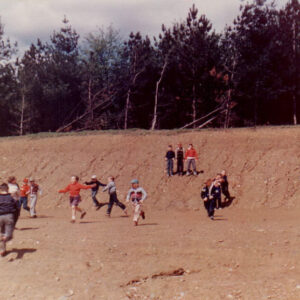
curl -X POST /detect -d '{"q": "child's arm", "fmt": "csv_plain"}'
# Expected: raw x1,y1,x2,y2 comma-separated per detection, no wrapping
125,189,132,202
140,188,147,202
102,182,111,192
58,184,70,193
78,184,93,190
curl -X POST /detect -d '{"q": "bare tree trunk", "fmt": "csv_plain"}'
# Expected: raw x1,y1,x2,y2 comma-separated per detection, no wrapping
124,70,143,130
20,90,25,136
192,83,197,128
224,89,231,129
88,78,94,122
124,89,131,130
151,60,168,130
292,18,297,125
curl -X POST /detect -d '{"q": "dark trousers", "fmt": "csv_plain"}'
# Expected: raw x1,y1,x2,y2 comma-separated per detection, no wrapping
166,159,174,176
208,199,216,217
91,190,100,206
177,159,184,175
203,200,210,215
19,197,30,211
222,186,231,200
106,192,126,215
215,196,222,209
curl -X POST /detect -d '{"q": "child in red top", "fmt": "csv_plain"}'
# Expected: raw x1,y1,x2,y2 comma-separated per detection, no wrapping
184,144,198,176
59,176,93,223
19,178,30,213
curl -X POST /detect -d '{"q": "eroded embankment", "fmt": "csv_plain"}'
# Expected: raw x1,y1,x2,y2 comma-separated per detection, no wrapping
0,127,299,209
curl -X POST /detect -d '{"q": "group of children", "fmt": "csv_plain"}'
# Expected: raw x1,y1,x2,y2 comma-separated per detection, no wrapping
0,177,40,256
59,175,147,226
201,170,233,220
165,143,199,176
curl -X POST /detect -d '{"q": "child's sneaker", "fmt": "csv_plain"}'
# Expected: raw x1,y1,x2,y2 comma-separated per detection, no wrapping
70,219,75,223
134,221,138,226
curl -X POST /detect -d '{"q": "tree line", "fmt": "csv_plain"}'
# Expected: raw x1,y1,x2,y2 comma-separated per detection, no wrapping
0,0,299,136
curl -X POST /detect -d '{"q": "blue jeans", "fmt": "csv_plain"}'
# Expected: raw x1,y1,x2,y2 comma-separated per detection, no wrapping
166,159,174,176
91,190,100,206
19,196,30,211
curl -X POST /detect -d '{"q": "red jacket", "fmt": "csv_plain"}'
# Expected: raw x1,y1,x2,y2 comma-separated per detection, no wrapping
184,148,198,160
20,184,30,197
59,182,92,196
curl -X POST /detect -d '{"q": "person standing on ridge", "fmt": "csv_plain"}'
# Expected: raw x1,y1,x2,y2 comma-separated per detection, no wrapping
184,144,198,176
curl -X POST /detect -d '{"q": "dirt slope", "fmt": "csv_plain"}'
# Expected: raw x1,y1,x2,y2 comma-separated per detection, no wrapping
0,127,300,300
0,126,299,209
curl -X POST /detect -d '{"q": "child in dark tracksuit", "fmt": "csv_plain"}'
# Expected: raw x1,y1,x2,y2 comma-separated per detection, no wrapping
103,177,127,217
165,145,175,177
201,179,212,216
176,144,184,176
209,180,222,218
85,175,106,209
220,170,231,201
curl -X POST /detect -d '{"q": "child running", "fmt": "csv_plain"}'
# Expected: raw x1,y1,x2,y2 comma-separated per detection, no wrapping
126,179,147,226
103,176,127,217
85,175,106,209
29,178,40,218
0,183,19,256
58,176,93,223
19,178,30,214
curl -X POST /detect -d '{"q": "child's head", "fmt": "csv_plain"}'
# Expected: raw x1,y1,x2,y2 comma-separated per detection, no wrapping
91,175,97,181
205,179,212,187
168,145,172,150
214,180,221,187
131,179,139,189
188,144,193,149
221,170,226,176
8,176,16,184
178,143,182,148
108,176,115,182
0,183,8,194
23,178,29,184
29,178,35,184
215,173,222,182
71,176,79,183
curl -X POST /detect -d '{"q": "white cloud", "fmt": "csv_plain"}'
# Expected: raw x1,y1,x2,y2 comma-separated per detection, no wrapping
0,0,289,54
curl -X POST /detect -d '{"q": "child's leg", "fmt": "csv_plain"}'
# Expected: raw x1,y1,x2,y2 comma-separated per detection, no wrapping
23,197,30,211
71,206,76,221
30,194,37,217
186,159,192,174
133,203,141,225
191,159,197,175
106,194,114,216
91,190,100,207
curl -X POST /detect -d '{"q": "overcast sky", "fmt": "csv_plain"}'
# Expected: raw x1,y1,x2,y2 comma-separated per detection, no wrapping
0,0,289,53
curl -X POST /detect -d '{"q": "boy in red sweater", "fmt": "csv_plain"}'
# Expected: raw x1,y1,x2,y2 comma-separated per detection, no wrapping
19,178,30,213
184,144,198,176
59,176,93,223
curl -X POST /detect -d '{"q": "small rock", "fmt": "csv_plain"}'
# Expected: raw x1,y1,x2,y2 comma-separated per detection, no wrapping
55,277,60,282
296,285,300,289
227,294,234,299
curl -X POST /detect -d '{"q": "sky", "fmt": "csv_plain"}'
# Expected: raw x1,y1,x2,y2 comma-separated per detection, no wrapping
0,0,289,53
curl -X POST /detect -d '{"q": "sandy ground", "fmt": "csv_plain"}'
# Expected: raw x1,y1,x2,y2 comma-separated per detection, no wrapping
0,127,299,299
1,206,300,300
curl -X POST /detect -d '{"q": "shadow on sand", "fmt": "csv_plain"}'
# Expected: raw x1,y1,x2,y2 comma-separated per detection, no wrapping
5,248,37,259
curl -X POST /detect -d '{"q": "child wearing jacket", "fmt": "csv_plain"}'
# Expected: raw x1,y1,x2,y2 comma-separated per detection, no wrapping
59,176,93,223
103,176,127,217
0,183,19,256
165,145,175,177
184,144,198,176
176,143,184,176
85,175,106,209
201,179,212,216
209,179,222,219
19,178,30,213
126,179,147,226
